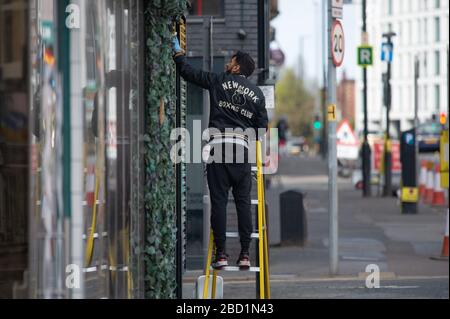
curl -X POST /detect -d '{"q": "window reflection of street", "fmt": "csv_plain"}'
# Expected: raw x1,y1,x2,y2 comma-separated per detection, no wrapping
25,0,145,299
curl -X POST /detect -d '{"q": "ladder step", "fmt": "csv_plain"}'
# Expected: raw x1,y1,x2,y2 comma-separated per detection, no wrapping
226,232,259,239
83,265,129,273
210,266,260,272
83,267,98,273
82,200,105,206
109,266,129,272
251,199,259,205
82,232,108,240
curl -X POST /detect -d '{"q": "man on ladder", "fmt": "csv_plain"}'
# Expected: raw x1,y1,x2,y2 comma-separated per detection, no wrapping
172,36,268,270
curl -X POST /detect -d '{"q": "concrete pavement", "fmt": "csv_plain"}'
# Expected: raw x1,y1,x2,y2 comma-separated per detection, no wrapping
183,277,449,299
182,156,449,299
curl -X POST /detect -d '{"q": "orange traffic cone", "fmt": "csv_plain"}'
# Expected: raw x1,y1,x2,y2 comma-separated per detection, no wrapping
424,162,434,205
432,164,446,207
441,210,449,258
430,210,449,261
419,160,427,198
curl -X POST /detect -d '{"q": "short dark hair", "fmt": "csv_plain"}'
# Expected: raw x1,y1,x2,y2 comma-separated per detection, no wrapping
233,51,256,78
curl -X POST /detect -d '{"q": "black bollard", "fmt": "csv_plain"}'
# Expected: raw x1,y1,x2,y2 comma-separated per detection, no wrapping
280,190,308,246
400,129,418,214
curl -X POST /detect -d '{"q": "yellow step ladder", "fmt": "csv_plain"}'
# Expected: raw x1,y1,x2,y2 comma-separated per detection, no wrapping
202,140,271,299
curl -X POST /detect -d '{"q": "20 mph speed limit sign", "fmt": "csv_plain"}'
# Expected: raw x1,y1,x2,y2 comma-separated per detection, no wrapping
331,20,345,67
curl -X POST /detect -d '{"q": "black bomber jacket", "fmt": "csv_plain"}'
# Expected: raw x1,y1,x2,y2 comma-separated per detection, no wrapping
174,55,268,140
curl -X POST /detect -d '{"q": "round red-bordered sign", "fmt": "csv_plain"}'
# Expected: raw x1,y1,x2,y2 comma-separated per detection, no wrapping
331,20,345,67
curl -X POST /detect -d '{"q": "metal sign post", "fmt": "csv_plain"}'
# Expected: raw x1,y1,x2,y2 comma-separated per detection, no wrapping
414,56,420,206
381,32,396,197
327,0,343,276
360,0,372,197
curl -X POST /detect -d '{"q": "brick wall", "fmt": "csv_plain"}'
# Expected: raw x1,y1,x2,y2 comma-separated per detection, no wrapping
186,0,260,83
337,74,356,125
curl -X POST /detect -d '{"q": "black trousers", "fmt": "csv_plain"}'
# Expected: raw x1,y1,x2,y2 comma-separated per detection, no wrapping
207,162,252,254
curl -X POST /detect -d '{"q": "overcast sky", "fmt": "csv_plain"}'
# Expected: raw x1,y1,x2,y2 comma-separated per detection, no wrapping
271,0,360,84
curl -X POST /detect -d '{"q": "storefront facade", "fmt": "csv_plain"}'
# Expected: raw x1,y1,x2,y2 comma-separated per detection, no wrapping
27,0,147,299
1,0,187,299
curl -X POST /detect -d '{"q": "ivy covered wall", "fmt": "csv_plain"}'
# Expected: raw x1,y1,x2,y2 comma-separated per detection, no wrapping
143,0,187,299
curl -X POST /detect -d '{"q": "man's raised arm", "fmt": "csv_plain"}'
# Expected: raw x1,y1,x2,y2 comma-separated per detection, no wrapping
172,36,218,90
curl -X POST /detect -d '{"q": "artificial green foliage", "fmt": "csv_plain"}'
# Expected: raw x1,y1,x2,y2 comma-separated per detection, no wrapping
143,0,187,299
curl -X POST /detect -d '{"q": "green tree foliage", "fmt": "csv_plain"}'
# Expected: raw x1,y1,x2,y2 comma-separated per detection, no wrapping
275,69,315,138
143,0,187,299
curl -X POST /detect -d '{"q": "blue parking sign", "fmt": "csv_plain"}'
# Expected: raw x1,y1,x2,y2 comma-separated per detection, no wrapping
381,43,393,62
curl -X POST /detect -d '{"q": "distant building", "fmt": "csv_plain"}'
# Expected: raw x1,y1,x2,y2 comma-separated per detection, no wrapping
355,0,449,138
337,71,356,125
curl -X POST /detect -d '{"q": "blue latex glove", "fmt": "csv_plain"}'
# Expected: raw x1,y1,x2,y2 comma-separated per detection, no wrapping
172,34,183,54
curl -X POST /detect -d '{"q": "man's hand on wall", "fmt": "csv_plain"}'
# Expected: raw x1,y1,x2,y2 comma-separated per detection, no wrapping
171,34,184,56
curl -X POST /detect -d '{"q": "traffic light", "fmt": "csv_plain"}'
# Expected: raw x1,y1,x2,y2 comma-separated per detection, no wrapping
313,115,322,130
439,112,447,126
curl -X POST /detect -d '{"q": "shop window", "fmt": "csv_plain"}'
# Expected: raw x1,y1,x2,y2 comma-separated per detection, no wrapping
27,0,145,299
